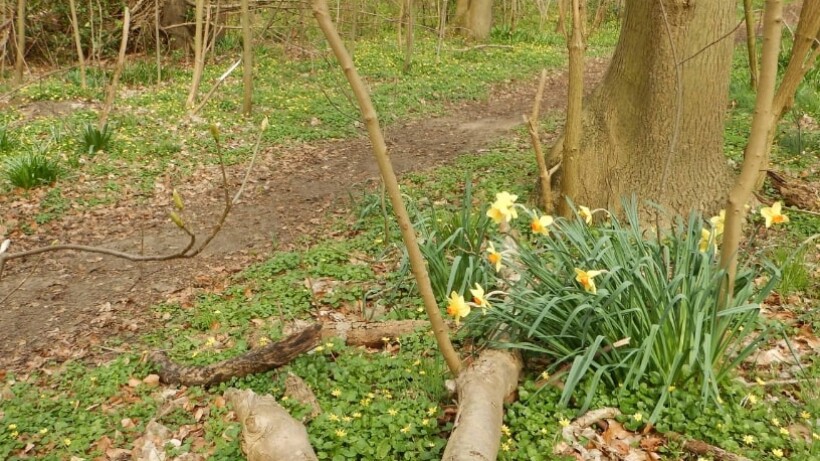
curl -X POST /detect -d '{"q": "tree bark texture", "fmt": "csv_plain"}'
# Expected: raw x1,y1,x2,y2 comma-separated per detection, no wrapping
561,0,736,216
454,0,493,41
13,0,23,84
441,350,522,461
150,323,322,387
225,388,319,461
241,0,253,115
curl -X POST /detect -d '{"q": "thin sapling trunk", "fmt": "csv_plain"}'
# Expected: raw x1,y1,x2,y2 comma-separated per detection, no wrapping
311,0,462,376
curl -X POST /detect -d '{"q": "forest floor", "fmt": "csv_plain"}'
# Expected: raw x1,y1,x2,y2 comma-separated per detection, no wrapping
0,59,608,372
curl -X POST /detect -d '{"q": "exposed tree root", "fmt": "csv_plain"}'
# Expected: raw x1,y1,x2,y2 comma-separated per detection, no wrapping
441,349,522,461
151,324,322,386
225,388,318,461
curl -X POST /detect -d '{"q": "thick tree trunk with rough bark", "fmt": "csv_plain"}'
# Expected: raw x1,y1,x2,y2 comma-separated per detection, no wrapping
160,0,192,50
556,0,735,216
454,0,493,41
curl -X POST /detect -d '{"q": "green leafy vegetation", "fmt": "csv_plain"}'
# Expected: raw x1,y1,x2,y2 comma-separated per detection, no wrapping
1,4,818,461
80,123,113,155
2,151,61,189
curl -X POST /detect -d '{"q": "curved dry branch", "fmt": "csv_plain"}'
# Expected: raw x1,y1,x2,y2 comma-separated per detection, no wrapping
0,122,269,292
151,324,322,387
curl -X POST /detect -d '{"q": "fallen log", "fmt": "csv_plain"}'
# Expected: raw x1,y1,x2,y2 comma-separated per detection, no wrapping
320,319,430,347
226,388,318,461
151,323,322,386
441,349,522,461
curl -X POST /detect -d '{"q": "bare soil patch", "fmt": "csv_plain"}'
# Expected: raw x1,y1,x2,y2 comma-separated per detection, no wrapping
0,59,607,371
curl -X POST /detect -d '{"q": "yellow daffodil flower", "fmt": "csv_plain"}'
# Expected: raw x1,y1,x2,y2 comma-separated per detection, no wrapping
761,201,789,228
698,228,716,253
771,448,783,458
487,242,503,272
335,429,347,438
470,283,490,312
446,291,471,325
531,213,554,235
486,192,519,224
578,206,593,225
742,434,755,445
632,412,643,422
709,210,725,236
574,268,607,294
779,427,789,437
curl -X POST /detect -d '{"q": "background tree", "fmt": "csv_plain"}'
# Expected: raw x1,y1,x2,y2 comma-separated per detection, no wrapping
454,0,493,41
552,0,737,216
13,0,23,84
68,0,87,88
186,0,205,109
241,0,253,115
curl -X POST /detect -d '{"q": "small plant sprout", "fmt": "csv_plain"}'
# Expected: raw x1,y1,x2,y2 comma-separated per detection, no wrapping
81,123,113,155
574,268,607,294
760,201,789,228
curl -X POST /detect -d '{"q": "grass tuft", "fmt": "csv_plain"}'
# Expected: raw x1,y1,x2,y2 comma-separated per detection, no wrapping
80,123,113,155
3,151,61,189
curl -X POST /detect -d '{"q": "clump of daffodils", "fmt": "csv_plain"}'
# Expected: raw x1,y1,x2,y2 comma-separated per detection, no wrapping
446,192,613,326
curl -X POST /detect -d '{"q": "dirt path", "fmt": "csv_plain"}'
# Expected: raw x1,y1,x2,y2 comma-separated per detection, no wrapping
0,60,607,371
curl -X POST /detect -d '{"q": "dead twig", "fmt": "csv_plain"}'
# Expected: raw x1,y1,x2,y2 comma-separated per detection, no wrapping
0,128,240,298
191,58,242,116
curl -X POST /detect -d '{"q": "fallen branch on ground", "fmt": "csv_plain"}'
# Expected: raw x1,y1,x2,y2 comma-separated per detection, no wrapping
151,324,322,386
441,349,522,461
320,319,430,347
666,432,753,461
225,388,318,461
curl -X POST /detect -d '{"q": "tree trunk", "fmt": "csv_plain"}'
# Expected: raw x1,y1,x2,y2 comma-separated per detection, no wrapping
186,0,205,108
68,0,87,89
160,0,191,51
556,0,735,216
454,0,493,41
13,0,23,85
241,0,253,115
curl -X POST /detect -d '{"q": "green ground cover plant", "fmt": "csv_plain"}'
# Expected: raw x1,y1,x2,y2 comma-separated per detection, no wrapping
1,7,818,461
